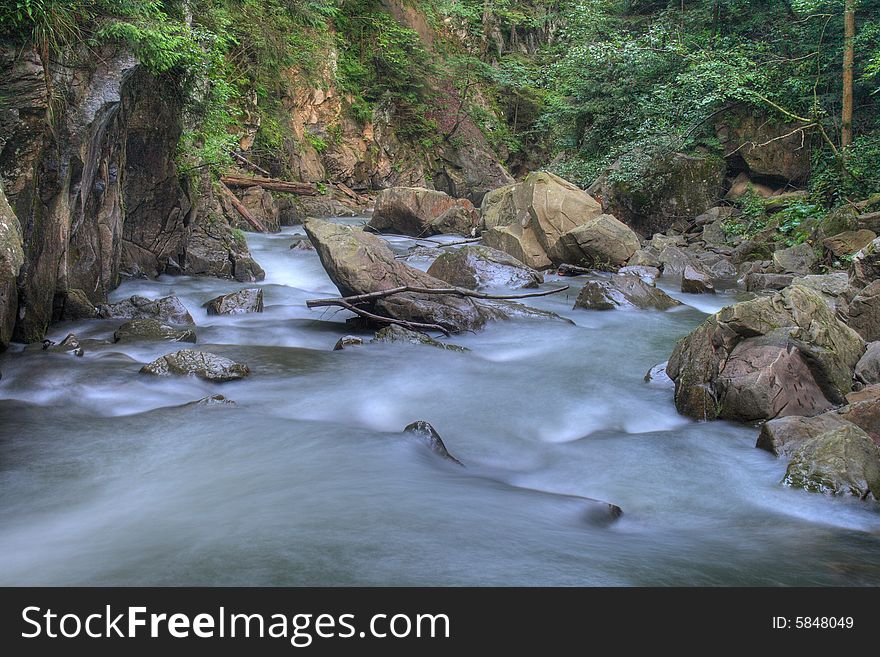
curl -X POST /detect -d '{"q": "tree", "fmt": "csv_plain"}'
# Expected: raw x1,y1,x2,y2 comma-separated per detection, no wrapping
842,0,856,149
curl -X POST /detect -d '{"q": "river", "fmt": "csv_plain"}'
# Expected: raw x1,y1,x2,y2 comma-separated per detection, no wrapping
1,219,879,585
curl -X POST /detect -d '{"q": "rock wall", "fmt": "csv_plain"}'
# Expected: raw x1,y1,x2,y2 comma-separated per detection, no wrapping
0,47,260,347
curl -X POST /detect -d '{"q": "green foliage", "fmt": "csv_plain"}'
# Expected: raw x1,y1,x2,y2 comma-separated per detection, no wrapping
811,133,880,205
304,131,328,153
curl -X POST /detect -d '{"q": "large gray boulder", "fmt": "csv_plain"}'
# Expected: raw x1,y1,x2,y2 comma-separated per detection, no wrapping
574,274,682,311
850,237,880,288
844,279,880,342
98,295,195,325
426,246,543,290
303,219,505,333
140,349,250,382
772,243,819,275
204,288,264,315
114,319,197,343
368,187,478,237
855,341,880,386
667,285,865,421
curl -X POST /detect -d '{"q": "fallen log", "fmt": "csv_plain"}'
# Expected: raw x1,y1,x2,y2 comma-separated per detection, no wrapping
308,284,569,308
230,152,271,177
221,174,318,196
337,182,368,204
557,263,591,276
218,181,268,233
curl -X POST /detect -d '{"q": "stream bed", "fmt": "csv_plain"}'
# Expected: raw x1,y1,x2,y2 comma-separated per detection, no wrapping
1,220,879,585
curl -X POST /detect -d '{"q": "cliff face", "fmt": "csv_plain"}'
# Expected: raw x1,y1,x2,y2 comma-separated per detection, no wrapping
0,47,260,347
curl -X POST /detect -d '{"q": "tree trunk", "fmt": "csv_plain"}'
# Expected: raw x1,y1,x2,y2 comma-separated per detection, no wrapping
842,0,855,150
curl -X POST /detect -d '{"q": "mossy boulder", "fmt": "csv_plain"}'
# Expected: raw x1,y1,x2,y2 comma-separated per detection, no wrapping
574,274,682,311
113,319,197,344
140,349,250,382
369,187,478,237
371,325,468,352
98,295,195,325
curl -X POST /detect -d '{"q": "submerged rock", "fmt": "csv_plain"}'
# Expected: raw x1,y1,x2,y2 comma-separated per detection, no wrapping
113,319,197,343
303,218,507,333
28,333,84,357
574,274,682,311
371,325,468,352
333,335,364,351
403,421,464,466
426,245,543,290
98,295,195,325
369,187,478,237
667,285,865,422
289,235,315,251
140,349,250,382
184,394,237,407
204,288,264,315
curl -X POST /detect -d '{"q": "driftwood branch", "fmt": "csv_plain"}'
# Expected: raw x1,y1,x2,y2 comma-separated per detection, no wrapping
218,182,268,232
230,151,271,177
319,299,451,336
221,174,318,196
307,285,569,310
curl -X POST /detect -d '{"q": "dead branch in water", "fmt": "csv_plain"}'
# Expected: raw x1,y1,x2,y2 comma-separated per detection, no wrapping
316,299,452,336
307,284,569,309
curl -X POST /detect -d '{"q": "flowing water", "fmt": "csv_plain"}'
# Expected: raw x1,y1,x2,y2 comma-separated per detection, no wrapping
2,219,879,586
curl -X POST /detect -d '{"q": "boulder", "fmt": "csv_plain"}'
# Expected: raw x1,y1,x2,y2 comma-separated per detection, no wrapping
204,288,264,315
574,274,682,311
732,239,773,264
745,273,793,292
140,349,250,382
772,243,819,275
790,272,850,299
782,424,880,499
60,288,99,320
757,412,852,457
681,265,715,294
849,237,880,288
333,335,364,351
667,285,865,421
113,319,197,343
619,265,660,285
855,342,880,386
239,186,280,233
303,219,504,333
627,248,662,268
481,224,552,270
844,280,880,342
403,421,464,465
725,172,779,200
558,214,640,268
657,246,693,276
289,236,315,251
426,246,543,290
717,112,811,183
371,325,468,352
277,195,359,225
368,187,478,237
97,295,195,325
29,333,84,357
823,230,877,260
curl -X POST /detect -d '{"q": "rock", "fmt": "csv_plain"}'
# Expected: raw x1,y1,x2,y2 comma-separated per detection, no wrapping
113,319,197,343
644,361,673,387
304,219,505,333
855,342,880,386
333,336,364,350
732,239,773,264
277,195,360,225
574,274,682,311
368,187,478,237
700,219,729,246
403,421,464,465
791,272,850,298
481,223,553,270
0,181,24,350
681,265,715,294
757,413,852,457
371,325,468,352
140,349,250,382
844,280,880,342
589,152,726,235
426,246,543,290
667,285,865,421
839,393,880,443
29,333,84,357
239,186,280,233
289,235,315,251
60,288,98,320
772,243,819,275
725,172,779,200
204,288,264,315
619,265,660,285
745,273,793,292
823,230,877,260
657,246,693,276
847,383,880,405
185,394,236,407
97,295,195,325
717,112,811,183
782,424,880,499
627,248,662,268
558,214,640,268
850,237,880,288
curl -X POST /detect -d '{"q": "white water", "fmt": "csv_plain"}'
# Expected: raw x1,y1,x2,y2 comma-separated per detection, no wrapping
1,221,879,586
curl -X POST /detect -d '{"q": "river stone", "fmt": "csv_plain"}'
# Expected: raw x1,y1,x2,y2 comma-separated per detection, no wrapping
28,333,84,357
204,288,264,315
333,335,364,351
658,246,694,276
426,245,543,290
113,319,197,343
744,272,793,292
184,394,236,407
61,288,98,320
667,285,865,421
823,230,877,259
627,248,662,269
619,265,660,285
481,223,553,271
557,213,640,268
304,219,506,333
371,325,468,352
772,243,818,275
855,342,880,386
844,279,880,342
289,235,315,251
757,412,852,457
574,274,682,311
98,295,195,325
403,421,464,465
681,265,715,294
369,187,477,237
140,349,250,382
782,424,880,499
